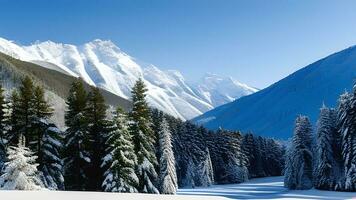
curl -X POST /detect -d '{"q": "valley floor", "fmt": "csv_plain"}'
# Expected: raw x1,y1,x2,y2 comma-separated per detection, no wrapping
0,177,354,200
177,176,356,200
0,190,226,200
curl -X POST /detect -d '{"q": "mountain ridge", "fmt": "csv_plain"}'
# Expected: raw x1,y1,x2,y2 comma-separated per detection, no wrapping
193,45,356,139
0,37,257,120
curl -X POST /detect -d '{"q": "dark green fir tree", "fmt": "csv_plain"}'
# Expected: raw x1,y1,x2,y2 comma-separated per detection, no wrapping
63,79,90,190
129,78,159,194
85,86,109,191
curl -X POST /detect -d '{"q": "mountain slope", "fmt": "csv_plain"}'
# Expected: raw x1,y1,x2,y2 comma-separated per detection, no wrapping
0,52,131,128
194,46,356,139
192,73,258,107
0,37,256,120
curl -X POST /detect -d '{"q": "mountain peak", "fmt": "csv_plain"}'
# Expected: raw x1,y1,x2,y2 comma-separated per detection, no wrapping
86,39,119,50
0,36,257,120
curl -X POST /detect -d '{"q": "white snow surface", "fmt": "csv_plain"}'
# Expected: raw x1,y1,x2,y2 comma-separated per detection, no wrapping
0,37,256,120
177,176,356,200
0,191,227,200
0,176,353,200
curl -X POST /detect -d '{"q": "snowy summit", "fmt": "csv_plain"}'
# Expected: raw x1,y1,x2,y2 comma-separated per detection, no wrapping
0,37,257,120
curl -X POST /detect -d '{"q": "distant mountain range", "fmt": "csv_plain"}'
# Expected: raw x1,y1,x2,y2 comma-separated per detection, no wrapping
194,46,356,139
0,37,257,120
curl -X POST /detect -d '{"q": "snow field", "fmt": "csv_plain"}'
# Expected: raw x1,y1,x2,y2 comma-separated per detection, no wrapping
177,176,356,200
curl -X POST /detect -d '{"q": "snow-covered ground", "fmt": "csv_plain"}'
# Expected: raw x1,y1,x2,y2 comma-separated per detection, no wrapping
0,191,227,200
177,176,356,200
0,177,354,200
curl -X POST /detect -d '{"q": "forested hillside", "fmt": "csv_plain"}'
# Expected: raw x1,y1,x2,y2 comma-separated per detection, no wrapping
0,75,284,193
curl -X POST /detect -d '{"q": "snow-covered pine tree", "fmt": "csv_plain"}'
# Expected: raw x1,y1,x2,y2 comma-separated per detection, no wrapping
196,147,215,186
102,107,139,193
129,78,159,194
183,158,195,188
8,90,20,144
339,87,356,191
9,80,64,190
195,126,214,187
158,118,177,194
39,123,64,190
265,138,284,176
63,79,90,190
284,115,314,190
31,85,54,155
213,129,248,184
254,136,267,177
242,133,257,178
335,92,351,191
170,119,187,187
151,109,164,158
178,122,213,187
205,130,221,182
314,105,341,190
85,86,109,191
0,85,10,169
283,144,295,188
242,133,284,178
0,140,43,190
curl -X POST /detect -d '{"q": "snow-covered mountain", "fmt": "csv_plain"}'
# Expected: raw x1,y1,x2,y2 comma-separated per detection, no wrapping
192,73,258,107
194,45,356,139
0,37,257,120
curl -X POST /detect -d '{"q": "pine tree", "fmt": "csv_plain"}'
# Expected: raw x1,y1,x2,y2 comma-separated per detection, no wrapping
284,145,295,188
31,85,53,155
256,136,267,177
197,147,215,186
30,85,55,164
213,129,248,184
178,122,214,187
284,115,314,190
39,123,64,190
314,105,341,190
339,87,356,191
85,86,109,191
205,130,221,181
102,107,138,192
129,78,159,194
265,138,284,176
8,90,20,145
158,118,177,194
335,92,351,191
151,109,164,160
9,76,35,146
63,79,90,190
242,133,257,178
170,119,187,187
0,142,43,190
0,85,10,169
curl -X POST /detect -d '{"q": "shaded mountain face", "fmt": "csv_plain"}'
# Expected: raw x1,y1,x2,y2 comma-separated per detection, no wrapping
0,52,131,128
194,46,356,139
0,37,256,120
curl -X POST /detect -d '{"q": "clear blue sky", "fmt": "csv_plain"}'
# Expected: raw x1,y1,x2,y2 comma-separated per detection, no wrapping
1,0,356,89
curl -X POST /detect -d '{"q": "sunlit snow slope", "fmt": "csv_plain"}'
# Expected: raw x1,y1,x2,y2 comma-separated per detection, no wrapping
0,37,256,120
178,176,355,200
194,46,356,139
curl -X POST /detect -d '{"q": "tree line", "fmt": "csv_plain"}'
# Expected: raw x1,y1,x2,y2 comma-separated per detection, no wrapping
152,109,285,187
284,81,356,192
0,76,285,193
